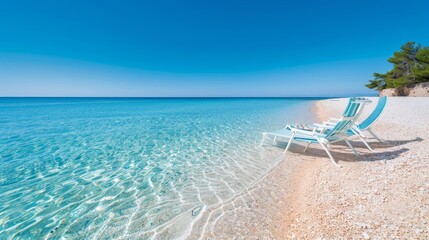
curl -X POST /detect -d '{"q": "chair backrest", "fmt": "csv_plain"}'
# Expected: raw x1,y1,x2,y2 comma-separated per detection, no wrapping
358,96,388,130
342,97,364,117
325,97,369,138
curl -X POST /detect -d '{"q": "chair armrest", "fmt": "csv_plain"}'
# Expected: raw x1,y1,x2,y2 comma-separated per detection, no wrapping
354,98,372,104
313,123,330,129
289,126,327,138
288,126,316,135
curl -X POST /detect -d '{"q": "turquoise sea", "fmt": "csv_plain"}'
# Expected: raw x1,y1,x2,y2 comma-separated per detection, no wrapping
0,98,320,239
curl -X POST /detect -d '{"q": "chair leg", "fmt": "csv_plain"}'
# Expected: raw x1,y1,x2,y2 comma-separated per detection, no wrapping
358,136,377,152
367,128,383,143
303,142,311,152
283,132,295,154
318,140,340,167
345,140,360,156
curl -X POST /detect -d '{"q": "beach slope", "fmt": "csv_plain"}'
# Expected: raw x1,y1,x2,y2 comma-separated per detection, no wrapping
275,97,429,239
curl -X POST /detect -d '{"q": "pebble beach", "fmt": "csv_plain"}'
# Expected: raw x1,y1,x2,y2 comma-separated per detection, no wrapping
276,97,429,239
212,97,429,239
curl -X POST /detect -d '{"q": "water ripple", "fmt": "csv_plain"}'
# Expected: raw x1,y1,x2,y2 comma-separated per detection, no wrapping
0,98,315,239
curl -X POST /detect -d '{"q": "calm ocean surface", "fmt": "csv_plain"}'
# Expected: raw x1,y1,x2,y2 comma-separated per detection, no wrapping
0,98,320,239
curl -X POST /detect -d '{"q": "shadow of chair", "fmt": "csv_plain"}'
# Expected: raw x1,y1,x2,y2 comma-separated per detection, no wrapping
269,136,423,163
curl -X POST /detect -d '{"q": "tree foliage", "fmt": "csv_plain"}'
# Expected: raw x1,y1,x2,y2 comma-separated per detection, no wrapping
366,42,429,91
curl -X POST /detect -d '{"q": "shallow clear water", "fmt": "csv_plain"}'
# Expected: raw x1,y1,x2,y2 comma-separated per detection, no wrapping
0,98,317,239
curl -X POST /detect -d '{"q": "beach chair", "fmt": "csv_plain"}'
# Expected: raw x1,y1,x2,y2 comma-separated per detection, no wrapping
323,96,388,151
261,98,369,166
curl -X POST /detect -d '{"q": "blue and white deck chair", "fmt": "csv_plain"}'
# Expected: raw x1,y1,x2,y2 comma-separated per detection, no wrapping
261,98,370,166
324,96,388,151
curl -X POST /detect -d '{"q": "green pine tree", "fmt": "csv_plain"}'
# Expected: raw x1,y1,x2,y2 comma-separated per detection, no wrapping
366,42,429,92
365,73,387,91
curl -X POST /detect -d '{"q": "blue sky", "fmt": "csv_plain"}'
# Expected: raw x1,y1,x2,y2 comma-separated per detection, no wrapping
0,0,428,97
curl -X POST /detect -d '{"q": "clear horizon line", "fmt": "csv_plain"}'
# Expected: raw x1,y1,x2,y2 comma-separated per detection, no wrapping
0,95,376,98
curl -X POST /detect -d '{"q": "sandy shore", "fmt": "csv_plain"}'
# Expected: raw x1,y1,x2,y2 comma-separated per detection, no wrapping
211,97,429,239
274,97,429,239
